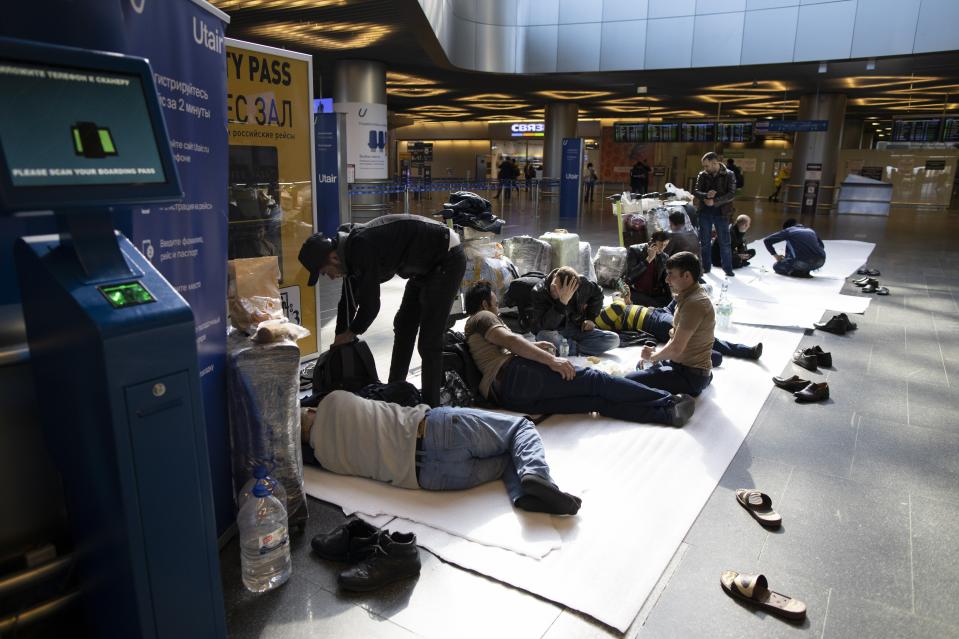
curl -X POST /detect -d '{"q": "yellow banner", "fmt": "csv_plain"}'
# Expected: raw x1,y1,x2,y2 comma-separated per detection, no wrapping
226,40,317,356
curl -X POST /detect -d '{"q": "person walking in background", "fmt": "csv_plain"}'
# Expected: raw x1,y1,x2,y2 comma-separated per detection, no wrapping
768,165,789,202
630,158,651,195
524,161,536,193
726,158,744,192
510,158,521,196
583,162,597,203
494,157,510,200
693,152,737,277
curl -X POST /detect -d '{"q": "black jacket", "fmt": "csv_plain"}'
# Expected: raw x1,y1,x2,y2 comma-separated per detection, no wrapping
336,214,453,335
529,269,604,333
693,165,737,216
730,223,748,254
625,243,668,298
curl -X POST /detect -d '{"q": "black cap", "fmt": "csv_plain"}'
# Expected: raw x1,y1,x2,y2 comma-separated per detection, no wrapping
298,233,335,286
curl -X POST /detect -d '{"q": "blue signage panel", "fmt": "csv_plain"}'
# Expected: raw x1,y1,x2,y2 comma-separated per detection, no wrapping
123,0,233,535
314,113,341,237
559,137,583,219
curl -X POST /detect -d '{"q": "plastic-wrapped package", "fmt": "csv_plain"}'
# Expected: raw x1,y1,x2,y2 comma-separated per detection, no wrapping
227,328,309,529
539,229,580,270
502,235,551,275
461,252,518,300
622,213,647,246
594,246,627,287
576,242,596,281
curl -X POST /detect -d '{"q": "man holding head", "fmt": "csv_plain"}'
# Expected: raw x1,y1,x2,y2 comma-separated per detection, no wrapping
627,251,716,397
297,214,466,407
694,152,737,277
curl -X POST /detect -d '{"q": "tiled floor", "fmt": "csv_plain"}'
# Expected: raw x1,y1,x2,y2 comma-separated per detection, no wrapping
222,193,959,638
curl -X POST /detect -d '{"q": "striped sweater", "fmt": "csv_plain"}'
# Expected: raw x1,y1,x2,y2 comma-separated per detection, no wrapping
594,299,652,333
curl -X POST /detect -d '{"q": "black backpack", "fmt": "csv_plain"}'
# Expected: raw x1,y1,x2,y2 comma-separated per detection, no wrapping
441,330,485,406
313,338,379,396
502,271,546,333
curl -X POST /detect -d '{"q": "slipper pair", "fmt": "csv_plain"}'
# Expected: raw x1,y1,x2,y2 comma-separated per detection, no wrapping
722,490,806,621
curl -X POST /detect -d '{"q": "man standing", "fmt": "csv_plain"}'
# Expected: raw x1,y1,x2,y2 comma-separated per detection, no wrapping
583,162,597,203
298,214,467,407
762,218,826,277
630,158,651,195
694,152,737,277
529,266,619,356
664,210,700,256
627,252,716,397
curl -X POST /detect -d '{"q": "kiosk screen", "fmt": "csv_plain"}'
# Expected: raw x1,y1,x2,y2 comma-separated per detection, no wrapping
0,60,167,188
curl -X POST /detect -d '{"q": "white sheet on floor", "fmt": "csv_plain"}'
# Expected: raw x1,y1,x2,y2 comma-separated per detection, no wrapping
701,239,874,328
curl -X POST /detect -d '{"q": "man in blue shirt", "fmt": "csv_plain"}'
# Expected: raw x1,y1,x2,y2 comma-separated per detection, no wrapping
762,218,826,277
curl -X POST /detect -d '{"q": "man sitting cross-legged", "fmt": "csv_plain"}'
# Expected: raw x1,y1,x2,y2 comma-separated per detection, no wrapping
594,291,762,366
628,251,716,397
302,390,582,515
529,266,620,356
463,281,696,427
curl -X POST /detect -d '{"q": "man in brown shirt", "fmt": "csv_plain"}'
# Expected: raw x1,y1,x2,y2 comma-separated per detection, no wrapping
463,281,696,427
625,251,715,397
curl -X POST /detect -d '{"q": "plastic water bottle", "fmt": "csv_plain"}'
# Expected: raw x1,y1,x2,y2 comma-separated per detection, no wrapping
639,340,657,370
238,465,287,513
239,482,291,593
702,282,714,299
716,278,733,331
558,338,569,358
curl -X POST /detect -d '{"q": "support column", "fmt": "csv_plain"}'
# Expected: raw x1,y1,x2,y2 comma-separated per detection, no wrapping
790,94,846,212
333,60,388,222
543,103,578,178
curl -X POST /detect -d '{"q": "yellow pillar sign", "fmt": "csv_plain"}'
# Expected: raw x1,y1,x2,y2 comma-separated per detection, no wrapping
225,38,318,356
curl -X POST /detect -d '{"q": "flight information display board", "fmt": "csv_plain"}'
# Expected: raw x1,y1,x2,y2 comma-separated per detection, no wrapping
717,121,753,142
942,118,959,143
892,118,941,142
613,123,645,143
646,123,679,142
681,122,714,142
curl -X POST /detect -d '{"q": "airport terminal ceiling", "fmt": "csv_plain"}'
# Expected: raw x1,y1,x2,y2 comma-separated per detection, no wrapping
213,0,959,128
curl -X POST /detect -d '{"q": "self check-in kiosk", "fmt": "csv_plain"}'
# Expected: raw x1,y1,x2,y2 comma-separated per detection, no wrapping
0,38,226,637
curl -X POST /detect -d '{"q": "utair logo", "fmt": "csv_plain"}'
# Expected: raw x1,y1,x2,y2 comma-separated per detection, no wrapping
192,16,224,54
564,173,578,180
318,174,337,184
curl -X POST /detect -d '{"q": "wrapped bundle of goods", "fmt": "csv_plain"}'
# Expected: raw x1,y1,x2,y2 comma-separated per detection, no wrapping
593,246,628,287
576,242,596,281
461,242,518,300
539,229,580,270
622,213,647,246
503,235,552,275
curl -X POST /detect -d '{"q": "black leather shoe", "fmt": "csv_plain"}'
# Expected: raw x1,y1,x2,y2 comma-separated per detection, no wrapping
865,268,880,276
312,518,379,562
338,531,422,592
773,375,811,392
749,343,763,360
810,345,832,367
669,394,696,427
814,313,856,335
518,474,582,515
794,382,829,403
792,349,818,371
853,276,871,286
862,281,879,294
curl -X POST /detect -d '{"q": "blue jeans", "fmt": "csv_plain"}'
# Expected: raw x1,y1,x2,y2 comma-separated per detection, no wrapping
536,327,620,356
496,358,675,425
627,361,713,397
699,208,732,274
774,254,825,276
646,303,751,363
416,407,551,504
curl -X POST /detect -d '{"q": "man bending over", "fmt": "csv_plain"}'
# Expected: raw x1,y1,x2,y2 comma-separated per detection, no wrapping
762,218,826,277
302,390,581,515
464,281,696,427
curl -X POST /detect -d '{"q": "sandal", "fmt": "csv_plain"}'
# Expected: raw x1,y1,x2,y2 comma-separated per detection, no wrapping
720,571,807,621
735,489,782,528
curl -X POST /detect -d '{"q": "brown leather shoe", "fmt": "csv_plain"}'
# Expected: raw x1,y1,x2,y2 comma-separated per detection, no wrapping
792,349,818,371
794,382,829,403
773,375,810,392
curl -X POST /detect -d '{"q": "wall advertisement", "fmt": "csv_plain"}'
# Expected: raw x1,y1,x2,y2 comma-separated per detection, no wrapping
123,0,233,535
225,38,318,357
559,138,583,219
333,101,387,181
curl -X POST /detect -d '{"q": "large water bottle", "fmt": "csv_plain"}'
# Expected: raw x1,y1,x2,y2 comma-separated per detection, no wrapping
238,465,287,513
239,482,291,593
558,338,570,358
716,278,733,331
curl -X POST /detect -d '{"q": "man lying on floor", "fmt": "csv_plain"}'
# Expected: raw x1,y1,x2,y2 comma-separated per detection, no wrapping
463,281,697,427
595,292,763,366
301,390,582,515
